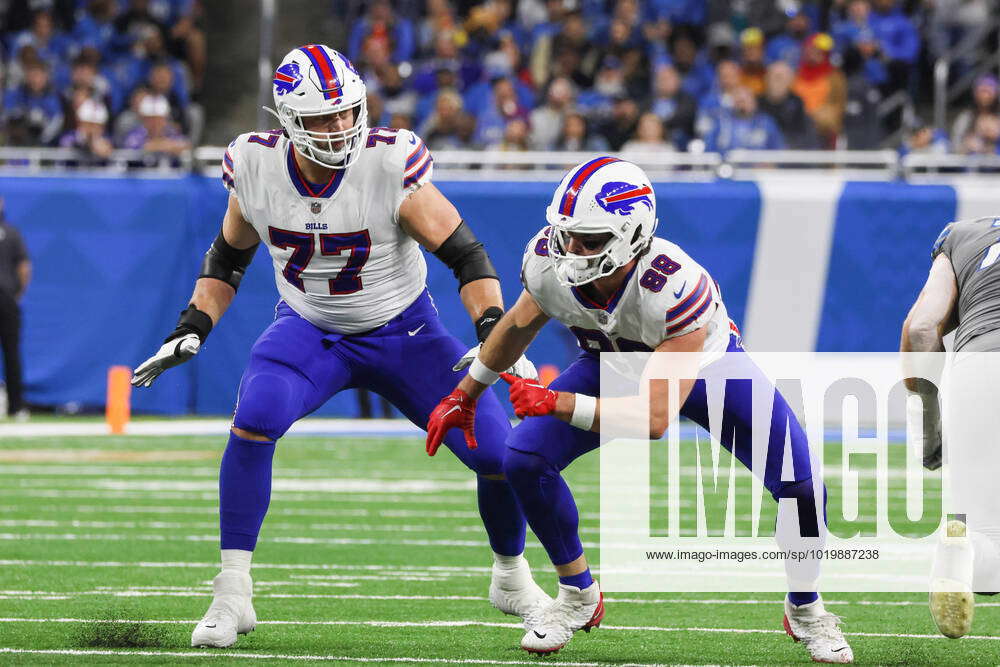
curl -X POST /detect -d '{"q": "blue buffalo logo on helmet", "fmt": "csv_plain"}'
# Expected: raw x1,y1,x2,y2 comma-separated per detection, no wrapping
273,62,303,96
595,182,653,215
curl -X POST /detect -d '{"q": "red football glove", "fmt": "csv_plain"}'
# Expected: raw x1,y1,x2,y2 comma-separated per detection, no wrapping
425,388,478,456
501,372,558,419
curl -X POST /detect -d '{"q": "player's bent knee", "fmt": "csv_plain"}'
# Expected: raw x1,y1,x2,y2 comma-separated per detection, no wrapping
231,427,273,442
503,448,552,486
233,371,302,441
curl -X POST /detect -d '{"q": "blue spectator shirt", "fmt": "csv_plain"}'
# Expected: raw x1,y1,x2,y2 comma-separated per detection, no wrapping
704,109,785,152
869,5,919,63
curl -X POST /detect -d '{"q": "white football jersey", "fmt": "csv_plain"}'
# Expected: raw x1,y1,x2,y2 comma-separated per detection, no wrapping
521,229,734,366
221,126,433,334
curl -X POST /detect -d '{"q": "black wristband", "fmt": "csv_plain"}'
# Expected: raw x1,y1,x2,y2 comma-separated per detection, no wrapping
475,307,504,343
165,305,213,344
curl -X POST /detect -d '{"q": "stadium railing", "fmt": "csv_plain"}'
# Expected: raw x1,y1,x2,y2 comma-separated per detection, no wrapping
1,145,998,181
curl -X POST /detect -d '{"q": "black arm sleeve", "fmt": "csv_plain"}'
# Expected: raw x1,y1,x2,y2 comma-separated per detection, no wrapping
199,231,259,291
432,220,499,289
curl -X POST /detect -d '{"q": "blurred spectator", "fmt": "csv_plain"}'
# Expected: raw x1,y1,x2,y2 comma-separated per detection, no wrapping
72,0,121,60
348,0,415,65
647,63,697,150
483,30,534,91
766,8,812,67
927,0,990,77
147,59,191,133
695,59,741,141
599,17,650,100
488,117,531,153
703,86,785,152
899,120,949,157
577,55,626,115
832,0,872,54
739,27,767,96
419,88,475,149
120,91,189,156
793,33,846,147
3,58,64,146
530,12,601,88
159,0,206,92
555,111,609,151
62,50,112,111
474,76,530,147
417,0,457,56
369,62,417,126
868,0,919,93
959,113,1000,155
598,96,641,150
952,75,999,152
650,0,708,27
9,10,73,67
850,28,889,88
671,31,715,101
0,198,30,421
620,112,673,155
840,44,885,149
529,76,575,149
758,61,819,149
58,93,114,160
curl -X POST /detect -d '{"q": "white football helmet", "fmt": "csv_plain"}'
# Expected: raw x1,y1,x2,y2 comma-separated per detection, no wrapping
545,157,659,286
266,44,367,169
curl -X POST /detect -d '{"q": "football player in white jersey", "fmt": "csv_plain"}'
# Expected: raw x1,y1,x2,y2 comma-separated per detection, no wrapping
131,44,547,648
426,159,854,662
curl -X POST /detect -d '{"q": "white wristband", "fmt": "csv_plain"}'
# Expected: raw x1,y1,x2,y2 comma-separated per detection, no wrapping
570,394,597,430
468,357,501,385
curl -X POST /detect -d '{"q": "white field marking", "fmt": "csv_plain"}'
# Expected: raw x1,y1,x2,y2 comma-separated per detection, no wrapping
0,418,425,438
0,618,998,642
0,647,657,667
0,450,218,464
12,478,476,494
0,465,473,482
0,559,493,573
0,489,471,504
0,519,482,533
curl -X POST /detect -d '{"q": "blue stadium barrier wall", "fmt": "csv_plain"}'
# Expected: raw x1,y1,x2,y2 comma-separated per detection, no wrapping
1,175,982,416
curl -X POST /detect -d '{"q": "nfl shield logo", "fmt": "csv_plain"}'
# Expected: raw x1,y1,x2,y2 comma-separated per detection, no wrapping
311,201,322,214
598,312,609,325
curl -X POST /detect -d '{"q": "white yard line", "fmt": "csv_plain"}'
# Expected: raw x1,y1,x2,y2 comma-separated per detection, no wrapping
0,418,425,438
0,647,646,666
0,618,995,641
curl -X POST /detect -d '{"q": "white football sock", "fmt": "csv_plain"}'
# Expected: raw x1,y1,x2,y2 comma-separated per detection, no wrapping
221,549,253,574
931,521,973,588
493,552,525,570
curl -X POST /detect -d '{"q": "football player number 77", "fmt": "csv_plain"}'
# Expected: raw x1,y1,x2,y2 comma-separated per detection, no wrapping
268,226,371,295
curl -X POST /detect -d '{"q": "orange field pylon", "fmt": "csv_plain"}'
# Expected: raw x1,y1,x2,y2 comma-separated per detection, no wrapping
106,365,132,434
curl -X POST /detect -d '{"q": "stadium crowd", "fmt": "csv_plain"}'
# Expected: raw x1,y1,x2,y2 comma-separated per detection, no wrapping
0,0,203,161
344,0,997,156
1,0,997,160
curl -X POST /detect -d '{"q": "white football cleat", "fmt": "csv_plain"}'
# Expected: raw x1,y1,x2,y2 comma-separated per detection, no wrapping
930,519,975,639
488,557,551,630
783,597,853,663
520,581,604,654
191,570,256,648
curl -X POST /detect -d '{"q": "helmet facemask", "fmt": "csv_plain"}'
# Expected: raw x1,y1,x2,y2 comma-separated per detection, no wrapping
546,212,657,287
272,96,368,170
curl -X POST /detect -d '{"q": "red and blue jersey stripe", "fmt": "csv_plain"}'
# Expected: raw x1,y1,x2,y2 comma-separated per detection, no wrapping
557,156,620,216
404,137,432,188
299,44,342,102
666,274,713,335
221,146,235,191
286,144,344,198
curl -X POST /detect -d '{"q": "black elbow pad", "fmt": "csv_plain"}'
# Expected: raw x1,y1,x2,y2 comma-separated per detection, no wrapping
200,232,258,291
432,220,499,289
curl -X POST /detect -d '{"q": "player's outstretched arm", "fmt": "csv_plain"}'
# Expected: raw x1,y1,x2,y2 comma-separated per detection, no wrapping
132,195,260,387
425,289,549,455
900,253,958,469
398,183,532,372
502,325,707,439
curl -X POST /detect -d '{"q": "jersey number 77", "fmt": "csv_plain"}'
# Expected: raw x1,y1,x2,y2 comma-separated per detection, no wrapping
268,226,371,295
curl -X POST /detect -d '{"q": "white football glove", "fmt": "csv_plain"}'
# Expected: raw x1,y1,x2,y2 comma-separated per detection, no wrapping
453,344,538,380
131,334,201,388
